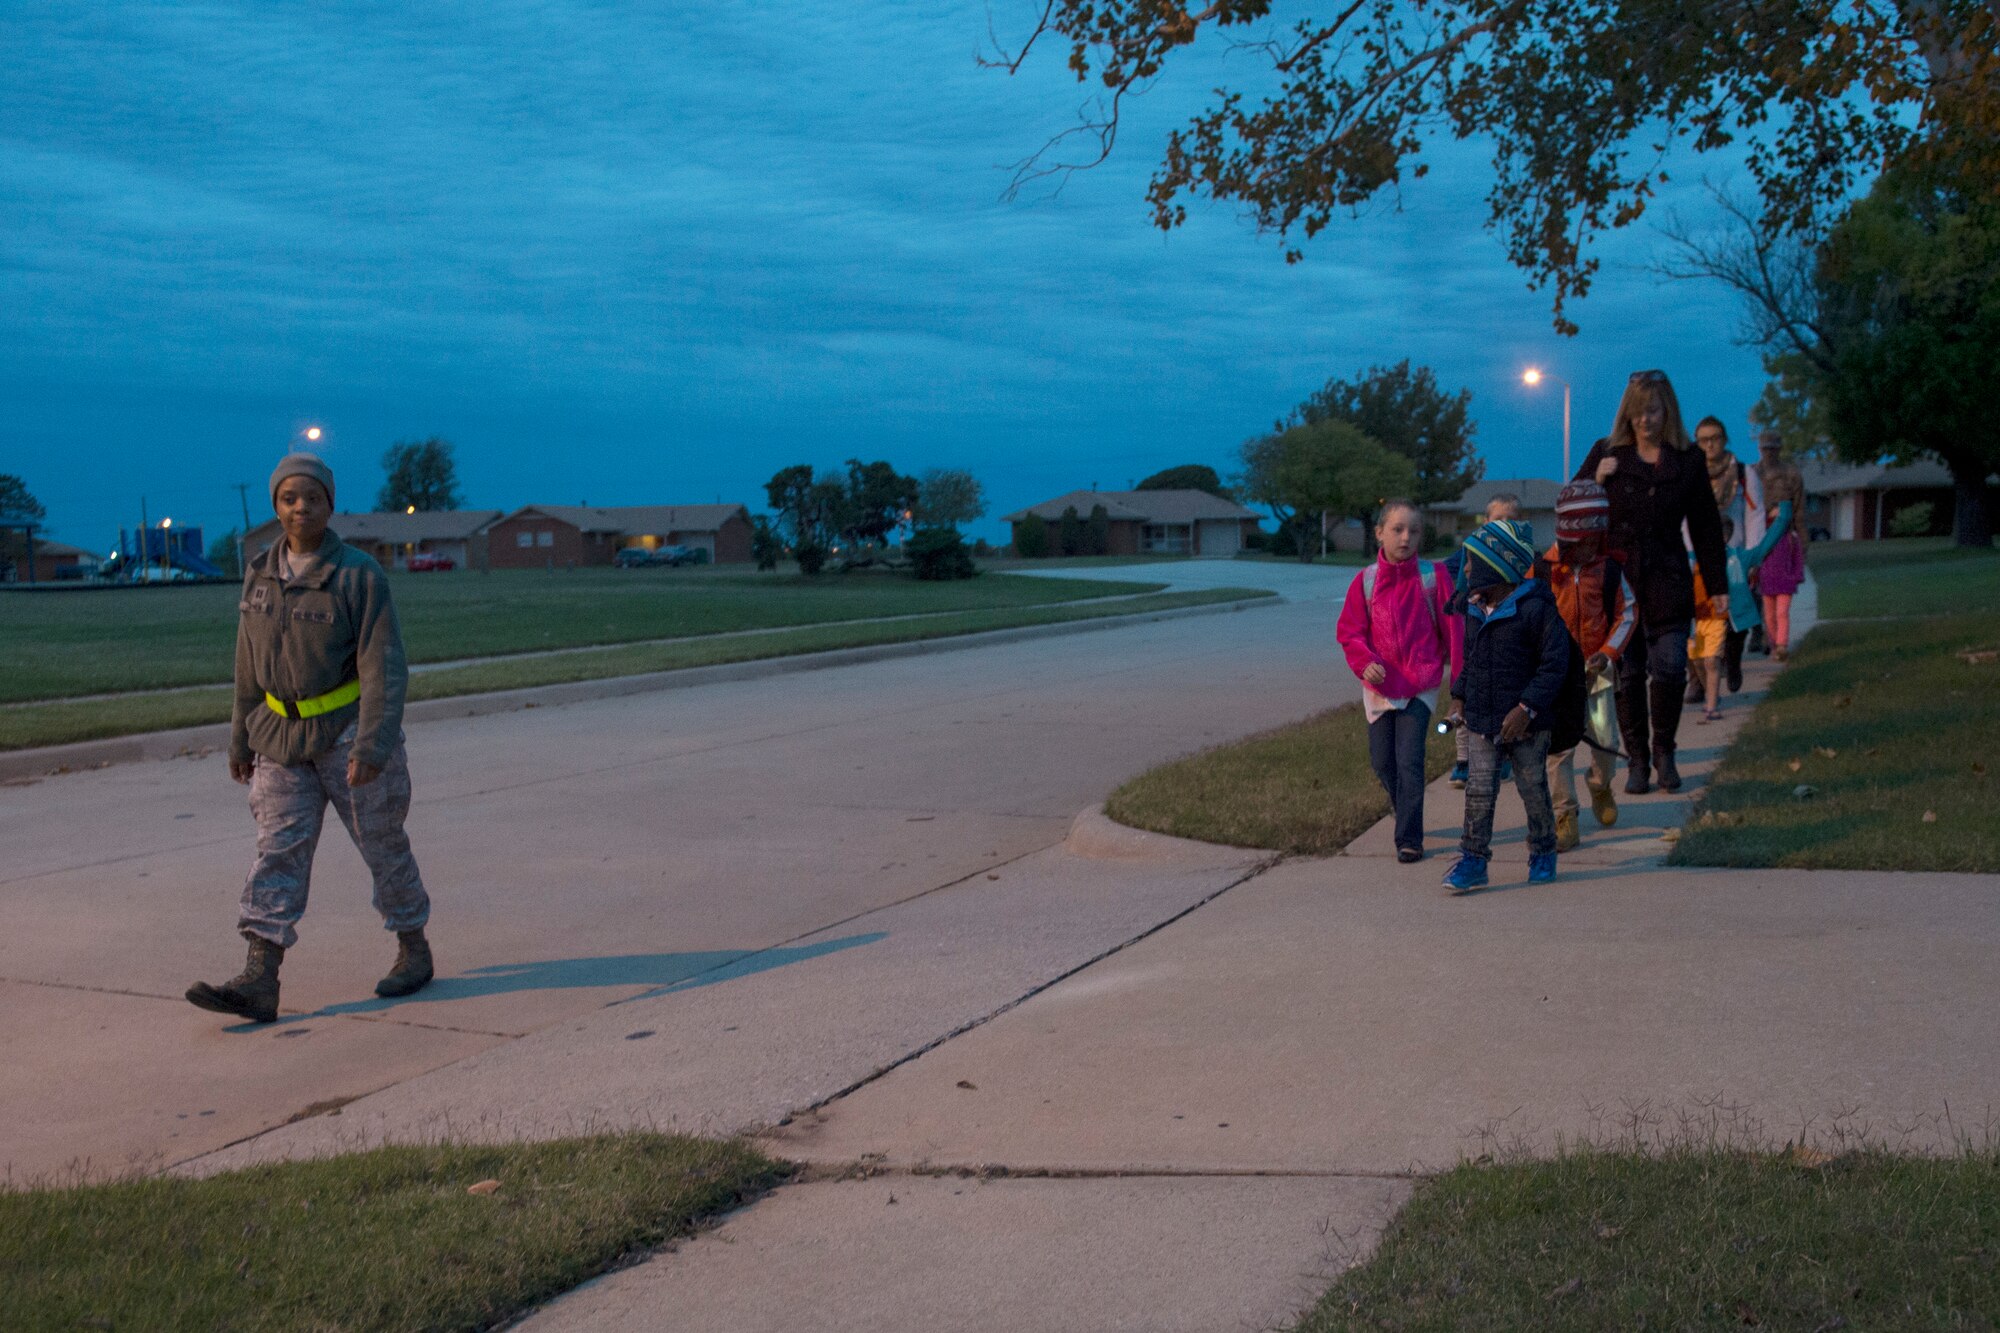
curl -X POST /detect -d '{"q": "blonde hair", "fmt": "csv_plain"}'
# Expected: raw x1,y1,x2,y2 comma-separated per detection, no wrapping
1608,371,1692,452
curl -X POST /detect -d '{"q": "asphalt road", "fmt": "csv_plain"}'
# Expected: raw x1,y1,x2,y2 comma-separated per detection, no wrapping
0,560,1352,1181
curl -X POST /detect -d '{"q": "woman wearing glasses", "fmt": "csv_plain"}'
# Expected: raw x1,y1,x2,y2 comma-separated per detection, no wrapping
1573,371,1729,794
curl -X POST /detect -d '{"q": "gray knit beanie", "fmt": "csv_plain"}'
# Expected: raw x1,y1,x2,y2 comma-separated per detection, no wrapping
270,453,335,508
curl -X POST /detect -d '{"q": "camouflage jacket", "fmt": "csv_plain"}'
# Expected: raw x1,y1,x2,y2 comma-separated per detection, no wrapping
229,530,409,768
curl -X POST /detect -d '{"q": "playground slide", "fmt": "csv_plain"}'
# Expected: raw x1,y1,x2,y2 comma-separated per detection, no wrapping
171,548,227,578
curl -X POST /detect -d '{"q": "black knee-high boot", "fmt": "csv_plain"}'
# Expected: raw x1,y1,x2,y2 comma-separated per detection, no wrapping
1650,677,1687,791
1618,674,1651,794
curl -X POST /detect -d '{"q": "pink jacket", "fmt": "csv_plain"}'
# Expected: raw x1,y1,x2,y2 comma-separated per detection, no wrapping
1336,555,1463,700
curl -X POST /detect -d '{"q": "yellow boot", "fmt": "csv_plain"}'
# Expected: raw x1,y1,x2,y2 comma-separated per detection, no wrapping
1555,809,1580,852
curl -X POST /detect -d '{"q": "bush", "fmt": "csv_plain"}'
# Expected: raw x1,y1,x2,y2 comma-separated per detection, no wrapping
1242,528,1267,551
751,517,782,571
907,527,977,580
1086,503,1111,556
1887,501,1935,538
1058,506,1084,556
794,541,828,575
971,537,992,556
1265,522,1299,558
1015,514,1051,558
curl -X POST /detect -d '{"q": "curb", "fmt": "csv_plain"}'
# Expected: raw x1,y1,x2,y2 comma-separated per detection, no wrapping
1062,803,1274,866
0,594,1278,783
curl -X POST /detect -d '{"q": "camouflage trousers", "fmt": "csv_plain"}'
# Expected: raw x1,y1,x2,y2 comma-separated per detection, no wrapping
238,722,430,950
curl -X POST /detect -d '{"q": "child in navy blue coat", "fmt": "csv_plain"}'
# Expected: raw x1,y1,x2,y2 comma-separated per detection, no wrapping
1443,519,1584,892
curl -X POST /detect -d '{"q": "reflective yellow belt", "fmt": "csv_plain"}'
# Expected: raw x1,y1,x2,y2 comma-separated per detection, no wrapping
265,679,361,720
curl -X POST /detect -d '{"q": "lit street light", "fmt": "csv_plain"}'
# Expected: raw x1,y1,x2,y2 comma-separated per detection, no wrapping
304,426,322,442
1522,368,1572,480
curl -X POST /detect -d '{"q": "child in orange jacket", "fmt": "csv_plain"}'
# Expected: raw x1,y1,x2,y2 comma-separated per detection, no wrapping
1533,481,1636,851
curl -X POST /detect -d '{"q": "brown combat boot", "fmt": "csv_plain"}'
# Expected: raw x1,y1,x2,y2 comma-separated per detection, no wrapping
375,929,434,998
186,936,283,1023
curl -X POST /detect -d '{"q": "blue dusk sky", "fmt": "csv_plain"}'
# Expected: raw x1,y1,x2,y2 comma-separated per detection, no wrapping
2,3,1771,552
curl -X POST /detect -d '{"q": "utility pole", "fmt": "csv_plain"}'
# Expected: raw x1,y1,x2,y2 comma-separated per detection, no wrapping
234,482,254,574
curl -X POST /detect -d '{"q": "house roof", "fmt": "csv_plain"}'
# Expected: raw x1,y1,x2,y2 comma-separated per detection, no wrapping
1001,489,1259,524
1800,458,1959,493
498,503,749,535
32,539,98,559
248,510,504,544
1438,477,1567,513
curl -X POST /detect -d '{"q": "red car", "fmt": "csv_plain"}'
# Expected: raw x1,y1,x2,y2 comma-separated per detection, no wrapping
406,552,455,572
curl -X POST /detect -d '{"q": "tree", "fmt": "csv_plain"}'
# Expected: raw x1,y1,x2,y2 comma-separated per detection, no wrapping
989,2,2000,331
915,468,987,530
1239,422,1416,561
750,515,783,571
207,528,242,578
377,437,462,512
835,459,921,549
1815,178,2000,546
1667,172,2000,546
1287,362,1481,507
1058,505,1085,556
0,474,44,522
0,474,46,577
1087,503,1112,555
1137,464,1230,498
1015,512,1052,557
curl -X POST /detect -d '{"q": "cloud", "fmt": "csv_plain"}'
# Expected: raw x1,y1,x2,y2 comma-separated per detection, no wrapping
0,1,1771,542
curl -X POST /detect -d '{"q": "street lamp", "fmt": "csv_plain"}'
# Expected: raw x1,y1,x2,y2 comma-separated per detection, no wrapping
1522,368,1572,480
304,426,322,442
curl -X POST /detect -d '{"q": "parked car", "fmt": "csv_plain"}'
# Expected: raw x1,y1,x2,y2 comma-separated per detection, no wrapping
615,544,710,568
406,552,455,571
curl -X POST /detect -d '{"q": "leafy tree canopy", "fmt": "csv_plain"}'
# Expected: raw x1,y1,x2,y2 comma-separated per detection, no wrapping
377,438,462,512
1816,173,2000,545
1287,361,1481,507
1239,421,1416,560
838,459,921,547
1137,463,1231,498
993,1,2000,331
915,467,988,530
0,474,46,523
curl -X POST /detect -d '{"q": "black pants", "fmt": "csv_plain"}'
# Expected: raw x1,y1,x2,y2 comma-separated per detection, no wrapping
1367,700,1432,853
1723,626,1747,691
1617,618,1690,762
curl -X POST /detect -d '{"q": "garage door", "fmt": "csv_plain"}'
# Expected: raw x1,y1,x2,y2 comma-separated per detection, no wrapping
1196,520,1241,557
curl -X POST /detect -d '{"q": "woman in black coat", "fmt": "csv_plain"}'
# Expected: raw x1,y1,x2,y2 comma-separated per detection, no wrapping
1572,370,1729,794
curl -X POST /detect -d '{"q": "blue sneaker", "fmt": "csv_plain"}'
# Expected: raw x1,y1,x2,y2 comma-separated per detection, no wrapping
1528,851,1558,883
1449,761,1468,789
1442,855,1488,892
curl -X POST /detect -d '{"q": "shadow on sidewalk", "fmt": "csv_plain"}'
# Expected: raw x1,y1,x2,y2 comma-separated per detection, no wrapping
229,932,890,1030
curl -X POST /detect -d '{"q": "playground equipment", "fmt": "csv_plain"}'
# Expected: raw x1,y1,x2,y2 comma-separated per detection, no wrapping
117,523,226,581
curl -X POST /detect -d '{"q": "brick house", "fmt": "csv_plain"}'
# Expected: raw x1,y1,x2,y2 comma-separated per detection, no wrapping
486,504,754,568
1002,489,1262,556
245,510,503,571
1801,458,1999,540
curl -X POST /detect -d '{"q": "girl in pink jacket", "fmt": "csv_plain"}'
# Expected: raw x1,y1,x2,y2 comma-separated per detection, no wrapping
1336,500,1464,863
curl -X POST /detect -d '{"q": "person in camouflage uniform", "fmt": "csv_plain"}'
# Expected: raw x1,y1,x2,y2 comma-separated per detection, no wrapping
186,453,434,1024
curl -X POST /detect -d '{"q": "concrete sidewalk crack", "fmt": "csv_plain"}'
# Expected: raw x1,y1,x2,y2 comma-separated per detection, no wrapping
784,853,1285,1121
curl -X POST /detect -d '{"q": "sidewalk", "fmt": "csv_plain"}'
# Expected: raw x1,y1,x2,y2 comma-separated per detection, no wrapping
519,586,1997,1332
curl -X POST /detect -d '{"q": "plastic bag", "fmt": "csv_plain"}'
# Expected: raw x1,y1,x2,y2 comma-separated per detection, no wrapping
1584,670,1623,757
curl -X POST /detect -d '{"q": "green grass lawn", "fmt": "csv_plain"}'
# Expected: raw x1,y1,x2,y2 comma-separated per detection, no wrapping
1297,1145,2000,1332
0,567,1163,703
0,587,1273,751
4,1133,781,1333
1105,702,1455,855
1669,611,2000,872
1809,536,2000,618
